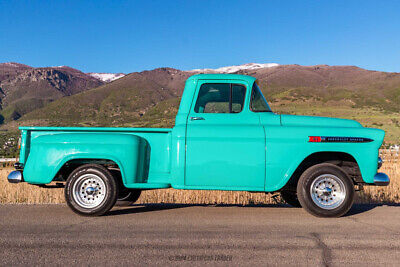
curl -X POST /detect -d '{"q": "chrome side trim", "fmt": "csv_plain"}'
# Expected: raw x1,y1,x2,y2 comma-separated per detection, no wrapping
7,171,23,183
373,172,390,186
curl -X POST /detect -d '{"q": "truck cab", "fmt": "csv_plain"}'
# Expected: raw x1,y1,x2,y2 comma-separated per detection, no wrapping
8,74,390,217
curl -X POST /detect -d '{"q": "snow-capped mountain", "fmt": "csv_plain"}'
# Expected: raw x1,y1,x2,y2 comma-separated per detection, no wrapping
190,63,279,73
1,62,29,68
88,73,125,82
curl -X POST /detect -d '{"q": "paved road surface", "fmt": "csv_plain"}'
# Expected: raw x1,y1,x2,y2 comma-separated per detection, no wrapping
1,204,400,266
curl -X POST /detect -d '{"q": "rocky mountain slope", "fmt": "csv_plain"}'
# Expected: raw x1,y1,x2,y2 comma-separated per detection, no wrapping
21,67,191,126
0,63,104,122
244,64,400,111
0,62,32,81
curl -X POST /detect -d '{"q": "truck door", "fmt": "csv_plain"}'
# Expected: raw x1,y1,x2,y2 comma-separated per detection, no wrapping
185,80,265,190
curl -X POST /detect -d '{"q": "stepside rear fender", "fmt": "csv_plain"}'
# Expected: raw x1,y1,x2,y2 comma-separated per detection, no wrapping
23,133,148,185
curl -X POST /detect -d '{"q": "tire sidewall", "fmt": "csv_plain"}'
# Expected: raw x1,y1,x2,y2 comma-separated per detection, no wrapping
297,164,355,217
65,164,118,216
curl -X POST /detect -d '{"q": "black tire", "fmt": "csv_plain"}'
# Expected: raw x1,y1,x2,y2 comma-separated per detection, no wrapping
65,164,118,216
280,190,302,207
297,163,355,218
115,189,142,206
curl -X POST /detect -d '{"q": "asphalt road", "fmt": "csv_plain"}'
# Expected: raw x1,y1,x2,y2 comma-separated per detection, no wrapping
1,204,400,266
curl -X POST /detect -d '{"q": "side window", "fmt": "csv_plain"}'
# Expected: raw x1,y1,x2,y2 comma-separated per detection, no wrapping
194,83,246,113
250,83,271,112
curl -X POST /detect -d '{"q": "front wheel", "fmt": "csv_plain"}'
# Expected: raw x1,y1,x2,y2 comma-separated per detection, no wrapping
297,163,355,218
65,164,118,216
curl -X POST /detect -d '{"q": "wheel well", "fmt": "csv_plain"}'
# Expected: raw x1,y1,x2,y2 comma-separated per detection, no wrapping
54,159,121,182
283,152,362,191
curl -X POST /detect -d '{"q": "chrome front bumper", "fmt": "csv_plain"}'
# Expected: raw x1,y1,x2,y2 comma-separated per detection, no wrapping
373,172,390,186
7,171,23,183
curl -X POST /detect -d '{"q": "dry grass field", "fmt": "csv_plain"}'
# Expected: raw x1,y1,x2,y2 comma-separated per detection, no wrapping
1,152,399,205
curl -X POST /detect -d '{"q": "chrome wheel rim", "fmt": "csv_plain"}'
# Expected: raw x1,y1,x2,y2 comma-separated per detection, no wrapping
310,174,346,210
72,174,107,209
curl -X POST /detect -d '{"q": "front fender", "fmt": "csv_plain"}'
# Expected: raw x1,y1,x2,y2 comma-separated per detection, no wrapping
265,126,384,191
23,133,148,185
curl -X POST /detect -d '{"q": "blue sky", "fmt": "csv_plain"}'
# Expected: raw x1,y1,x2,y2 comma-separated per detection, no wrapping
0,0,399,73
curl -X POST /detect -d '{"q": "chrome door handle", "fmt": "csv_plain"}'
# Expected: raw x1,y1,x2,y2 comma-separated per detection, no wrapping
190,116,205,121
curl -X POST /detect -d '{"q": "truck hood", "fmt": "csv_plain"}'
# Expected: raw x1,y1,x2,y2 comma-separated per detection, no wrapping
280,114,363,128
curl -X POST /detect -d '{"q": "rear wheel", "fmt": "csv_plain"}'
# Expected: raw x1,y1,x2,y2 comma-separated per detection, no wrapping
280,190,301,207
116,188,142,206
65,164,118,216
297,163,355,217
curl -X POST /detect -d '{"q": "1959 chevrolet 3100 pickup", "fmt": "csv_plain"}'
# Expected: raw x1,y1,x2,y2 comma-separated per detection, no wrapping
7,74,390,217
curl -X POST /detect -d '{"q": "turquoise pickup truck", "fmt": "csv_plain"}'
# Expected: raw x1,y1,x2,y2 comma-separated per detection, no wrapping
8,74,389,217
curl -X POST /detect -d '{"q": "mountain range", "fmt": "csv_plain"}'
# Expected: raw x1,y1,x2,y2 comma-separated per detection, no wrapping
0,62,399,143
0,63,103,122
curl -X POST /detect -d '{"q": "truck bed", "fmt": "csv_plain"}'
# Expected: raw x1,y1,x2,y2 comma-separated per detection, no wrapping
19,126,173,188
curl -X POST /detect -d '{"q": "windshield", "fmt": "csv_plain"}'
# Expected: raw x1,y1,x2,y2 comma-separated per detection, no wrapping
250,82,271,112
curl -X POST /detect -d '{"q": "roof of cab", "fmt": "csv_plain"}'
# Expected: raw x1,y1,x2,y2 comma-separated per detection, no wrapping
188,73,256,83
